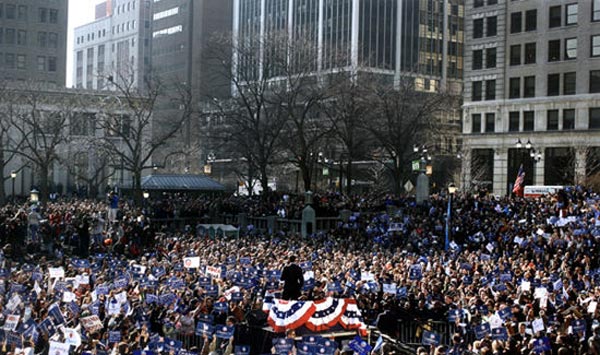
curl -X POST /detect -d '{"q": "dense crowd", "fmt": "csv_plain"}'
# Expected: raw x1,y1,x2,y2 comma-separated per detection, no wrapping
0,187,598,355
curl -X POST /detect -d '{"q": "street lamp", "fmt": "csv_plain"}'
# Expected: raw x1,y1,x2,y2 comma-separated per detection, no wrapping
143,191,150,199
30,189,39,203
10,171,16,203
445,183,457,251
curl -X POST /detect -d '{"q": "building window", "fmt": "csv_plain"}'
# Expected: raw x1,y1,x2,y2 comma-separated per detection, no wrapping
48,56,56,72
590,70,600,93
548,40,560,62
472,81,483,101
39,8,47,22
485,113,495,133
485,80,496,100
5,29,15,45
509,112,520,132
488,0,497,5
472,50,483,70
523,76,535,97
37,56,45,71
473,19,484,39
565,38,577,60
487,16,497,37
549,6,561,28
564,109,575,130
5,53,14,69
0,4,4,19
474,0,484,8
565,4,578,26
524,42,536,64
17,5,27,21
472,114,481,133
486,48,496,68
548,74,560,96
563,72,576,95
594,0,600,22
153,7,179,21
37,31,47,47
16,54,26,70
523,111,534,131
511,12,522,34
152,25,183,38
6,4,15,19
48,32,57,48
525,9,537,31
510,45,521,66
547,110,559,130
590,108,600,129
17,30,26,45
592,35,600,57
509,77,520,98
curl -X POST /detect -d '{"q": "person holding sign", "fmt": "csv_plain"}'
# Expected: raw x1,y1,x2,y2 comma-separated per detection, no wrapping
280,255,303,300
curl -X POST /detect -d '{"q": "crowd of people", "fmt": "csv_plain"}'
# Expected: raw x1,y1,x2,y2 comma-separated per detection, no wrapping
0,187,597,355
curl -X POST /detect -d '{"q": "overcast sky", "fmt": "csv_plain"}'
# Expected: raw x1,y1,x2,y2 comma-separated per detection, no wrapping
66,0,96,87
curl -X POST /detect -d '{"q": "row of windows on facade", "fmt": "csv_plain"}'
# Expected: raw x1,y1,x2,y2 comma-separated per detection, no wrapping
76,40,139,65
0,4,58,23
473,36,600,73
470,108,600,134
0,28,59,48
115,1,136,15
475,0,600,25
0,53,57,72
473,4,585,40
76,20,138,46
472,70,600,101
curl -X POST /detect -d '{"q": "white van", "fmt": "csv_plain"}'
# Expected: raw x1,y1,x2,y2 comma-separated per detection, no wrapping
523,185,564,198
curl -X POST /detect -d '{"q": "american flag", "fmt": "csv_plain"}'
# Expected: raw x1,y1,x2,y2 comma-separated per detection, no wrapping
512,164,525,197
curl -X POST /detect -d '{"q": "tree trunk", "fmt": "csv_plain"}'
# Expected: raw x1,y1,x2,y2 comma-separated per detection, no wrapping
39,165,49,204
133,169,142,206
301,163,311,192
345,160,352,195
259,165,269,200
0,148,6,204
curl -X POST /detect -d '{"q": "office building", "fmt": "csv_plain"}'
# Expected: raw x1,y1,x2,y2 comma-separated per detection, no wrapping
462,0,600,195
73,0,152,90
0,0,68,86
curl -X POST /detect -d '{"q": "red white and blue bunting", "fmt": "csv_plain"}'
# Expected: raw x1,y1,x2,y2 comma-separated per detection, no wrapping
305,298,347,332
266,298,366,334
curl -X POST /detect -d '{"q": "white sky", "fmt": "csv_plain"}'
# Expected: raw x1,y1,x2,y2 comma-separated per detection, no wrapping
66,0,97,87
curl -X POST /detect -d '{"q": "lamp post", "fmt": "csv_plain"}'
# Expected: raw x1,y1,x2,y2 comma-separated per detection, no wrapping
143,190,149,212
445,183,457,251
10,171,16,203
30,189,39,204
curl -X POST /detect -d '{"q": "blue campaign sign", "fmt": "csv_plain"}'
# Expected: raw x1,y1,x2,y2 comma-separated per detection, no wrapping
227,256,237,265
145,294,158,304
396,286,408,299
300,261,312,271
152,267,166,278
272,338,294,354
296,343,315,355
265,281,279,290
572,319,586,333
491,327,508,341
197,313,214,324
159,293,176,306
493,283,507,292
198,277,212,287
109,331,121,343
195,322,214,337
31,272,43,282
113,277,128,289
317,338,337,349
234,345,251,355
409,265,423,280
327,282,343,293
533,337,552,354
164,338,183,351
500,273,512,282
216,325,234,339
204,285,219,297
348,336,372,355
448,309,462,322
477,304,489,315
474,323,491,340
314,345,336,355
422,331,441,346
231,292,244,302
96,285,109,295
133,350,155,355
302,335,322,345
302,278,315,291
463,275,473,285
266,270,282,280
497,307,512,320
240,257,251,265
213,302,228,313
460,263,473,271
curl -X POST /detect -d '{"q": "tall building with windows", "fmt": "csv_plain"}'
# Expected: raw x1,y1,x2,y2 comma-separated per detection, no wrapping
233,0,464,93
72,0,152,90
462,0,600,195
0,0,68,86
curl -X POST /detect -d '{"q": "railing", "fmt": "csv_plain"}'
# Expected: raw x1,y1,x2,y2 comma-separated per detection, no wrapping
396,319,476,350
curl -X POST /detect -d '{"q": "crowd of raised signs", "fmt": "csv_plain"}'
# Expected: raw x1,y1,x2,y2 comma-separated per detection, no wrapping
0,187,598,355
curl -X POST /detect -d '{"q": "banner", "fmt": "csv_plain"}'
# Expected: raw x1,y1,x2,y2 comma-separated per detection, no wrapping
183,257,200,269
80,315,103,333
3,315,19,331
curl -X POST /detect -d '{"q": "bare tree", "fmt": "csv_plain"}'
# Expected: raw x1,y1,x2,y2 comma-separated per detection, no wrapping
96,72,192,204
365,76,455,194
0,84,27,203
6,83,79,202
205,32,288,198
